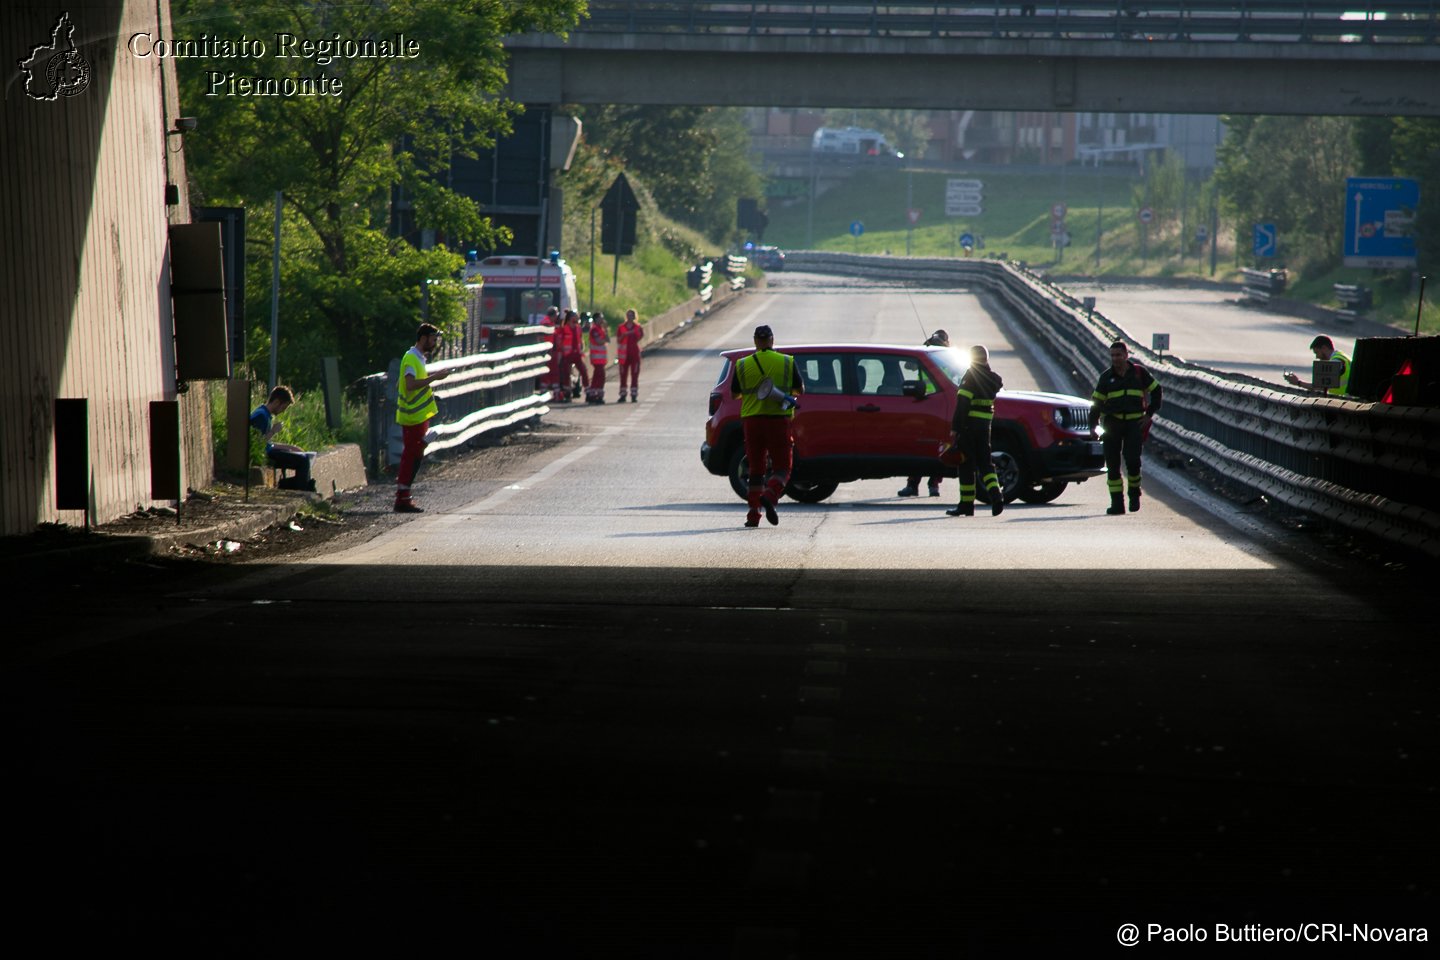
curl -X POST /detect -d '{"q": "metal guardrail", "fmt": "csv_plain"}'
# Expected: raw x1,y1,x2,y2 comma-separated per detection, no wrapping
1240,267,1287,303
575,2,1440,45
786,250,1440,558
361,341,552,475
1334,283,1372,321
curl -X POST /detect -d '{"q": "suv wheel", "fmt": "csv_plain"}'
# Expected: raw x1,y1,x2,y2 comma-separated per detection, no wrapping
1017,480,1067,504
977,446,1023,505
727,448,750,501
785,479,838,504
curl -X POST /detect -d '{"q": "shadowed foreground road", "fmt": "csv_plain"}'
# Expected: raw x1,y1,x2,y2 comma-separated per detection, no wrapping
4,558,1433,956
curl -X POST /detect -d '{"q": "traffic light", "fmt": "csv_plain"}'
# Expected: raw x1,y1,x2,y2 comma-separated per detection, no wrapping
737,197,768,239
737,197,759,230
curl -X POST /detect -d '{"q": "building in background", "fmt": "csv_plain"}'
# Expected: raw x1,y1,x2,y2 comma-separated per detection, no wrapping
747,108,1223,172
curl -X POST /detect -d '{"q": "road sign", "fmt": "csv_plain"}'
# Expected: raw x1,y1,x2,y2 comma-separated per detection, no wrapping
1253,222,1277,258
906,208,921,225
946,178,982,196
946,179,983,217
1051,202,1067,221
1152,333,1171,353
1313,359,1345,391
1343,176,1419,268
948,203,983,217
1138,207,1153,224
959,232,975,248
849,221,865,237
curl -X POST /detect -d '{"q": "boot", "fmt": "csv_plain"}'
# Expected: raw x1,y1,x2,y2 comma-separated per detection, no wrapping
1107,493,1125,515
946,501,974,517
991,494,1004,517
1129,489,1141,513
897,485,919,498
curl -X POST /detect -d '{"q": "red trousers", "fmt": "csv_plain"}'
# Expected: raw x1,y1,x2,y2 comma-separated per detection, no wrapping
396,421,428,503
561,351,589,389
742,416,794,516
619,357,641,394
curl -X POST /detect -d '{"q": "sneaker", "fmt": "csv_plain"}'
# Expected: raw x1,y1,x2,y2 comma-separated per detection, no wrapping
744,515,760,528
394,501,424,514
897,486,919,498
616,395,625,403
761,496,779,526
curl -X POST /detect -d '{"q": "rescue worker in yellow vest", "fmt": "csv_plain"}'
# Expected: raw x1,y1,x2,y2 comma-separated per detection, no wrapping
730,324,804,528
1089,340,1162,515
1283,335,1351,396
946,344,1005,518
394,323,451,513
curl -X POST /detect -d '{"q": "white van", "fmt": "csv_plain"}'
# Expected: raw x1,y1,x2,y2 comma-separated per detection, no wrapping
811,126,893,157
465,254,578,325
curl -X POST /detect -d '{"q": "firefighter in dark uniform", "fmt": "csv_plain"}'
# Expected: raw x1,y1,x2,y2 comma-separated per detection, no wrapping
946,344,1005,517
1088,340,1163,515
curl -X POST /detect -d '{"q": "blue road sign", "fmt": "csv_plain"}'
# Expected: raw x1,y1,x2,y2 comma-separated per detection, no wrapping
850,221,864,237
959,232,975,248
1344,177,1419,268
1253,223,1277,258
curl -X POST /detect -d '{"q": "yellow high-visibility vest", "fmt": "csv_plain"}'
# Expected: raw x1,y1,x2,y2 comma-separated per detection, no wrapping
396,349,438,426
736,350,796,418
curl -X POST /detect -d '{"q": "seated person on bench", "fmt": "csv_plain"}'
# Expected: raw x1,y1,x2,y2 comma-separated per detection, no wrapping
249,386,316,491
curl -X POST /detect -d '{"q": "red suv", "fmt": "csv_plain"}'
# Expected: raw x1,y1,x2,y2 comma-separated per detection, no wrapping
701,343,1105,504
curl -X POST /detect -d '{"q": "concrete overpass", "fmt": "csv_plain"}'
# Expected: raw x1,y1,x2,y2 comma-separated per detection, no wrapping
505,1,1440,116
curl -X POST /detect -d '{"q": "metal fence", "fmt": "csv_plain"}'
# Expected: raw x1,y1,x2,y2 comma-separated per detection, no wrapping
787,250,1440,558
361,340,552,476
574,2,1440,45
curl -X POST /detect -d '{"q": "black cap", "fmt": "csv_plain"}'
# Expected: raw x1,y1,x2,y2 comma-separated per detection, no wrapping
754,325,774,338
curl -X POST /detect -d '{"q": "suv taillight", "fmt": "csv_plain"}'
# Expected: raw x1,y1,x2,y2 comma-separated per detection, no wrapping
709,392,722,416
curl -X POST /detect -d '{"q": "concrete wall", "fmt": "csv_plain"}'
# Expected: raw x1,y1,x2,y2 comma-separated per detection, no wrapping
1,1,212,535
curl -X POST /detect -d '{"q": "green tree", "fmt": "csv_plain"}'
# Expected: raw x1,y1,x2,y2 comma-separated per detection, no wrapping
1215,115,1357,274
573,105,763,242
1365,118,1440,270
173,0,585,384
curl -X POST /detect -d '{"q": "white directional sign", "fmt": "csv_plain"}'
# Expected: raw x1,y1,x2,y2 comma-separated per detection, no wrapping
946,179,983,217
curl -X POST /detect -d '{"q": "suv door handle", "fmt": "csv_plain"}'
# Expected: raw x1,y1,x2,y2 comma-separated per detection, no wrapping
857,404,881,413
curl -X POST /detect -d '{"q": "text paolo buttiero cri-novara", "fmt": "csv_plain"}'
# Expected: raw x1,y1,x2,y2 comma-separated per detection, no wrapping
127,32,422,99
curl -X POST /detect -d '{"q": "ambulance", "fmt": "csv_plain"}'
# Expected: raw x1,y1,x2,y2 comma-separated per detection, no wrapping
465,253,579,326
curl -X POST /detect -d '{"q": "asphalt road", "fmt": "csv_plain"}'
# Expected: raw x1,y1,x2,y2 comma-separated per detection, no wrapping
5,278,1433,956
1061,280,1406,382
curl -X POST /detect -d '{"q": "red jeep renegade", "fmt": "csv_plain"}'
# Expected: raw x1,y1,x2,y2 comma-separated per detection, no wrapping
701,343,1105,504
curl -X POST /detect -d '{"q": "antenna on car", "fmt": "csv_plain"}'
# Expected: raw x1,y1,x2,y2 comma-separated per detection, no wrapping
906,290,928,341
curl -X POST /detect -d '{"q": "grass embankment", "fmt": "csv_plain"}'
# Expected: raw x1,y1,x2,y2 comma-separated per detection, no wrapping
765,166,1437,333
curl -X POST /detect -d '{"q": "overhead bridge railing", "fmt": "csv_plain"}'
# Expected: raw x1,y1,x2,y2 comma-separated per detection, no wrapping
786,250,1440,558
361,341,552,476
574,2,1440,45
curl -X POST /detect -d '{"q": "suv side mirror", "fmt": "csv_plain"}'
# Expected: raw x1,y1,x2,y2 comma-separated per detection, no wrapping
901,381,926,400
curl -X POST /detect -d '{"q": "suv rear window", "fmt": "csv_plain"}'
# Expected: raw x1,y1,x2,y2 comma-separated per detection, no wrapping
799,354,846,395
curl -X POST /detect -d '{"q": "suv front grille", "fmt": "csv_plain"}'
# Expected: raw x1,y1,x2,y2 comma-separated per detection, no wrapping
1055,405,1091,432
